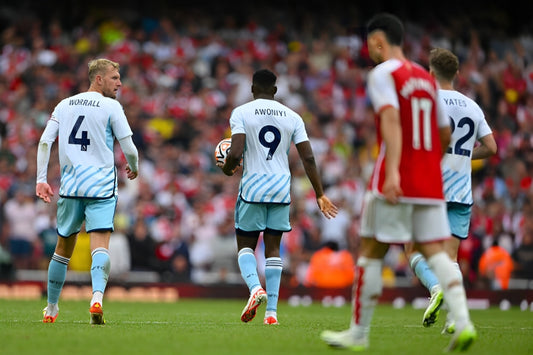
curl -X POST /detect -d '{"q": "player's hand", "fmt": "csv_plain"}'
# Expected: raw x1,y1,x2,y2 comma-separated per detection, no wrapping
36,182,54,203
317,195,338,219
126,165,138,180
382,170,403,204
219,162,238,176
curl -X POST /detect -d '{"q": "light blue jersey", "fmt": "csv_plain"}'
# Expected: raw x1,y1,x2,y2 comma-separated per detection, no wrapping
440,89,492,205
230,98,308,204
42,91,133,199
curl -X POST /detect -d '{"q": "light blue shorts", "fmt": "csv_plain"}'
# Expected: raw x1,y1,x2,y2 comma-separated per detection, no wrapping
57,196,117,237
234,197,291,232
447,202,472,239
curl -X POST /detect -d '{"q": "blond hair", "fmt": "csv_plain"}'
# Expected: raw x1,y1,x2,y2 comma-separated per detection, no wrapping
88,58,119,83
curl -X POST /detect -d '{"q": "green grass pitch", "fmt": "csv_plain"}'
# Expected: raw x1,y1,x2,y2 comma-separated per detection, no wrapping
1,299,532,354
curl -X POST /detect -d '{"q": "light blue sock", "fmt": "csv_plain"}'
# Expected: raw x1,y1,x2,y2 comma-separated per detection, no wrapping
91,248,110,294
47,253,70,304
265,257,283,312
409,252,440,292
238,248,261,292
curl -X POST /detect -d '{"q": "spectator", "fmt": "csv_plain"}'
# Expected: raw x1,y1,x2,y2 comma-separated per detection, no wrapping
3,185,40,269
108,215,131,280
127,219,161,272
304,241,354,288
478,238,514,289
208,215,240,283
511,228,533,279
161,222,192,283
162,250,192,283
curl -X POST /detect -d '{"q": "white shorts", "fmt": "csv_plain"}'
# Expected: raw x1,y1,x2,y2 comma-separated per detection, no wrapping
359,191,450,244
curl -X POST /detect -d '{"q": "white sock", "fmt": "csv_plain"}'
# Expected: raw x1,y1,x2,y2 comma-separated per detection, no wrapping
91,291,104,306
452,261,463,283
250,285,261,295
265,310,277,318
350,257,383,338
427,252,470,328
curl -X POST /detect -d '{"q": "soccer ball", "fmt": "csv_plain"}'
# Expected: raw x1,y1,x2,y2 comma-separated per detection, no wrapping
214,138,232,165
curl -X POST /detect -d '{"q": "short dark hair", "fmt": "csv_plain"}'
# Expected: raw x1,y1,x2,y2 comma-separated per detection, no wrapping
253,69,277,88
429,48,459,82
366,13,404,46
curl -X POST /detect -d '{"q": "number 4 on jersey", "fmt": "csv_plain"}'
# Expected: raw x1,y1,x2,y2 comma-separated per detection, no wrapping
69,115,91,151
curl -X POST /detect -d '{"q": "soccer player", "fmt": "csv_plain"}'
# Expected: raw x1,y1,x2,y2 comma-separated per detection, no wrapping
219,69,338,325
320,13,477,352
405,47,497,331
36,58,139,324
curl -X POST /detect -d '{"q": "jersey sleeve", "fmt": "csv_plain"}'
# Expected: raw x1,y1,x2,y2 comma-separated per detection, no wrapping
476,114,493,139
39,115,59,144
109,100,133,140
229,108,245,135
292,115,309,144
36,118,60,183
367,65,399,113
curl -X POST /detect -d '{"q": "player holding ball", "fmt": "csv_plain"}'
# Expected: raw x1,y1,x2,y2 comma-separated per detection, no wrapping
217,69,337,325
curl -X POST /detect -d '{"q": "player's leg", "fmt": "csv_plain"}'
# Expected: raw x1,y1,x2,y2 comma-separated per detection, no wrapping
43,233,78,323
88,230,111,324
441,202,471,334
441,236,462,333
262,203,290,325
235,198,267,322
414,204,476,351
405,242,443,327
236,231,262,294
405,242,440,292
419,242,476,350
321,237,388,350
321,192,393,350
236,231,267,322
43,198,83,323
263,230,283,325
85,197,116,325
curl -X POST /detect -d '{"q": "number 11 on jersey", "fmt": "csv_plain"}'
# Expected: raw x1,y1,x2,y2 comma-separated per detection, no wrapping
411,97,432,151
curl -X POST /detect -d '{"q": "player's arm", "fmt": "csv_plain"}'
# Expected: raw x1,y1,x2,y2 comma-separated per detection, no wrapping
222,133,245,176
36,119,59,203
436,96,451,156
380,106,403,204
472,133,497,160
295,141,338,219
118,135,139,180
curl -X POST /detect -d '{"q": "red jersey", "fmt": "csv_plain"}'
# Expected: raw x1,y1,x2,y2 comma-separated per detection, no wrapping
367,59,448,203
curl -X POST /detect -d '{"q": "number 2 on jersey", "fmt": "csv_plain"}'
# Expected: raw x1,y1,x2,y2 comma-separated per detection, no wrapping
446,116,474,157
259,125,281,160
69,115,91,151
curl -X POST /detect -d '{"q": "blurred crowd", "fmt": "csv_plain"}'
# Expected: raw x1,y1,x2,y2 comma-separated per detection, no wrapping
0,4,533,289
